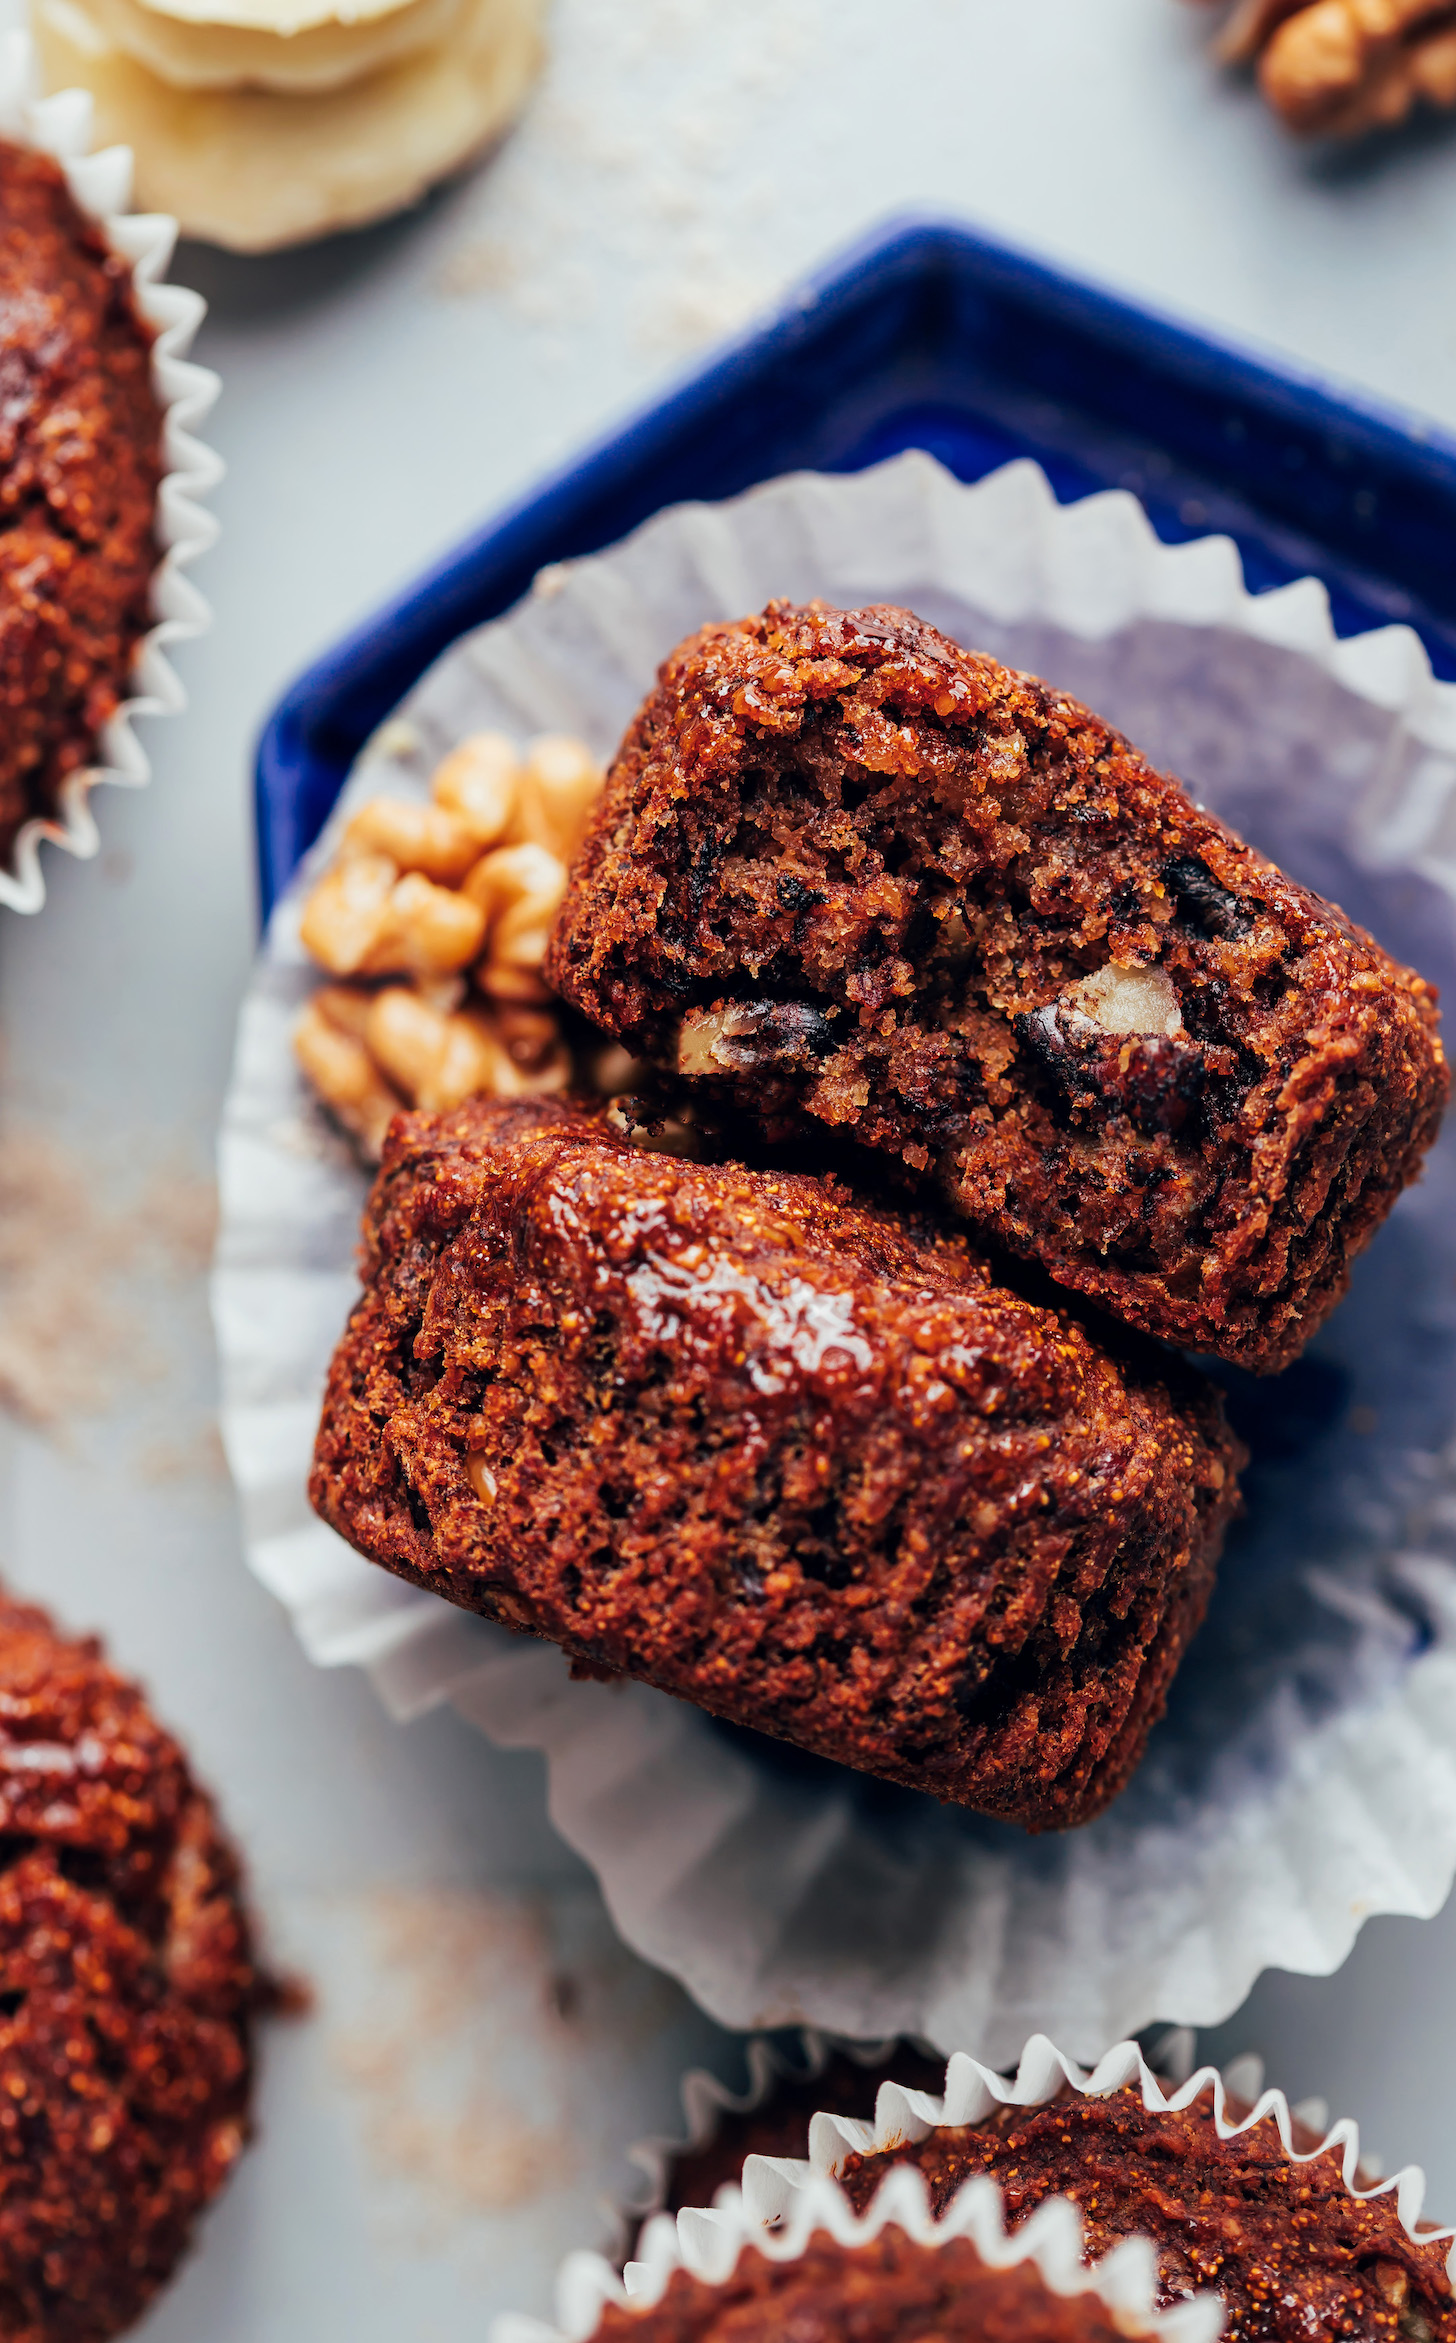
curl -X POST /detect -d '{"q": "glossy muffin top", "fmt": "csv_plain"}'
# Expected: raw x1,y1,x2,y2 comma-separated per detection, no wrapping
595,2229,1149,2343
0,1594,264,2343
0,143,162,872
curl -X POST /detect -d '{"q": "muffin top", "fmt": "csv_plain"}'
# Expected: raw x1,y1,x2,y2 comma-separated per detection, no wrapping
596,2229,1149,2343
0,143,162,873
0,1593,264,2343
837,2082,1453,2343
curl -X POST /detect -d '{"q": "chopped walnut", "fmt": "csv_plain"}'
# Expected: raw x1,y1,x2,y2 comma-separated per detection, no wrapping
294,731,610,1162
1192,0,1456,134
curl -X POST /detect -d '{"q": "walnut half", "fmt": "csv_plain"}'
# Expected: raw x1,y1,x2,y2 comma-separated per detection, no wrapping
1192,0,1456,135
294,730,604,1161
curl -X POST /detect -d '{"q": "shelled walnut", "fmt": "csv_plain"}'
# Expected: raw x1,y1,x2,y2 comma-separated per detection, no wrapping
1192,0,1456,135
294,731,611,1160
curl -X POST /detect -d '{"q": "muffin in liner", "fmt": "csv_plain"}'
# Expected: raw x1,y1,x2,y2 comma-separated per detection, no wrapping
740,2032,1456,2298
214,450,1456,2059
0,28,219,914
495,2152,1222,2343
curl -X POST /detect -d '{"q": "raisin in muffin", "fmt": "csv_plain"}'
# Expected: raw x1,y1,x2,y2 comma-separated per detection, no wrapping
592,2228,1161,2343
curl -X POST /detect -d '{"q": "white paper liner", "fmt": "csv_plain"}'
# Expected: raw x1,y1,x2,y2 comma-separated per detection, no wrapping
616,2029,920,2251
0,29,220,914
494,2155,1223,2343
738,2033,1456,2289
616,2027,1361,2243
214,448,1456,2061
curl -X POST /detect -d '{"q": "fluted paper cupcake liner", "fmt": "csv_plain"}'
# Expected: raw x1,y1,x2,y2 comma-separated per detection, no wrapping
0,29,220,913
494,2153,1222,2343
616,2029,916,2253
740,2032,1456,2287
214,448,1456,2060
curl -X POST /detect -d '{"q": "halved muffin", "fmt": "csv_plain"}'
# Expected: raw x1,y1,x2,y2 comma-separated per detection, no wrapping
310,1094,1242,1829
546,600,1447,1371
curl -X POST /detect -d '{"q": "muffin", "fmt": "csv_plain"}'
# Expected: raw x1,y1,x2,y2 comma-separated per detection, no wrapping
545,600,1447,1373
309,1093,1242,1830
593,2228,1166,2343
0,141,162,882
828,2071,1454,2343
497,2159,1219,2343
0,1593,266,2343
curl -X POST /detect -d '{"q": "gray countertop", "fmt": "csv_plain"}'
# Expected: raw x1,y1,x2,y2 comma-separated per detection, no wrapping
2,1,1456,2333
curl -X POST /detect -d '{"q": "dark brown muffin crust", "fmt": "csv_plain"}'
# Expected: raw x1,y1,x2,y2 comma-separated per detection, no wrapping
0,143,162,872
546,601,1447,1373
598,2230,1139,2343
837,2084,1454,2343
310,1095,1242,1830
0,1595,262,2343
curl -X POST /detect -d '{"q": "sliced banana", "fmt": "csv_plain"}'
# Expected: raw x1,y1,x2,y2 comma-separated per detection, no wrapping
76,0,463,94
33,0,544,248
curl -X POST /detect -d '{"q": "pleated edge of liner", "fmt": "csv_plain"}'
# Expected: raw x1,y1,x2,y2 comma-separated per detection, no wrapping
493,2155,1223,2343
726,2032,1456,2287
613,2026,1453,2272
0,30,221,917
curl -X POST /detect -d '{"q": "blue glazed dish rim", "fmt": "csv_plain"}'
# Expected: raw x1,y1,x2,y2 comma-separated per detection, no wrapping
253,208,1456,923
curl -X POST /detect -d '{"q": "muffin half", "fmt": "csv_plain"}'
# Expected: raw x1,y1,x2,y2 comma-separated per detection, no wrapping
310,1094,1242,1829
545,600,1447,1372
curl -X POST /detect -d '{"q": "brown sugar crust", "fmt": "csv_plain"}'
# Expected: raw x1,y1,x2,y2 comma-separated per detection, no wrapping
655,2047,948,2231
545,601,1448,1373
0,143,162,872
837,2084,1456,2343
594,2230,1137,2343
0,1595,262,2343
309,1095,1243,1831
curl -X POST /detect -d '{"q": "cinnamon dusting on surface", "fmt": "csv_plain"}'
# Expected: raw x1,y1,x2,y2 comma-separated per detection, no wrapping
0,1129,217,1431
328,1891,577,2222
310,1094,1242,1831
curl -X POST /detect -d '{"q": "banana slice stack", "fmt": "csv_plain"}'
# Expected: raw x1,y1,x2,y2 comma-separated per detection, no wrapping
32,0,544,248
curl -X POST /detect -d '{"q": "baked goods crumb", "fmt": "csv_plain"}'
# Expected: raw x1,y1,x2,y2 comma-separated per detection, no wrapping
547,600,1446,1373
0,1593,267,2343
594,2230,1151,2343
1192,0,1456,136
837,2081,1455,2343
309,1094,1242,1830
0,143,161,877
